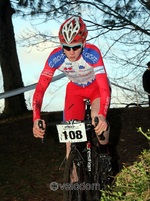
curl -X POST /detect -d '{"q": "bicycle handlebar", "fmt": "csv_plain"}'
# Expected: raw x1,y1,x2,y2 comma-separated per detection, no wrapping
46,117,106,141
38,120,44,143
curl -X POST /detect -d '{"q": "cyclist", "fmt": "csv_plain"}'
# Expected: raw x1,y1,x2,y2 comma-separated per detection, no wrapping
32,16,111,158
142,61,150,106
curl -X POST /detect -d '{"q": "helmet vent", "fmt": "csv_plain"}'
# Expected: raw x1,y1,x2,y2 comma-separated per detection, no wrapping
62,17,80,44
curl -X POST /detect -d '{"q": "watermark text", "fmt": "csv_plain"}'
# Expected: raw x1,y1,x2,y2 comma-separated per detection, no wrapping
50,181,100,191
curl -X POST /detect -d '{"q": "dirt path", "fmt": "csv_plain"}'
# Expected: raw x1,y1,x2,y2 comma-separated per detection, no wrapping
0,107,149,201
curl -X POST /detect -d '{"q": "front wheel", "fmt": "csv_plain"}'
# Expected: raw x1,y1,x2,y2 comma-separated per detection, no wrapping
93,154,101,201
92,152,113,201
63,153,84,201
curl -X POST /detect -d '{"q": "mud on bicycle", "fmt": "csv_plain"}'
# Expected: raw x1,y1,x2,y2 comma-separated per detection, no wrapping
56,100,114,201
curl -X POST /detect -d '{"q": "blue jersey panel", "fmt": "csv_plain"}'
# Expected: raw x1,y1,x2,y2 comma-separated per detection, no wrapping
48,49,66,68
82,47,100,65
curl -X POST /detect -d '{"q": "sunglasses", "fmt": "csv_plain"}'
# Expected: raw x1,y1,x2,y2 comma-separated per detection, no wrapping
62,44,83,51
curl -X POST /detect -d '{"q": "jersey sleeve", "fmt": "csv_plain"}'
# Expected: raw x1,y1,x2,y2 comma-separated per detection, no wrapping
93,46,111,117
95,73,111,117
32,47,65,121
32,59,56,121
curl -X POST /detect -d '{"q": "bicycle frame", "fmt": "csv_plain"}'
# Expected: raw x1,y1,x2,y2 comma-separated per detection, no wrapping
57,99,113,201
38,100,113,201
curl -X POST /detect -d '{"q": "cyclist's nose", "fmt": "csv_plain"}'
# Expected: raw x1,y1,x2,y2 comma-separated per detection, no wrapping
70,48,75,54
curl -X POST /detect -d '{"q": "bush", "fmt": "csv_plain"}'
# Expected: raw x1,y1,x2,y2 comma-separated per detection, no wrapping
101,128,150,201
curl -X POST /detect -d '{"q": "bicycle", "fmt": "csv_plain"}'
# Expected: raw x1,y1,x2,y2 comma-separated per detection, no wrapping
56,100,113,201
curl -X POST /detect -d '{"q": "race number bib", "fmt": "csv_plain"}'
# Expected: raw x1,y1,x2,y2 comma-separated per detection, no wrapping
56,122,87,143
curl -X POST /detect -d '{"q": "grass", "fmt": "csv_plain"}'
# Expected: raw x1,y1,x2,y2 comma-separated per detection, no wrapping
101,129,150,201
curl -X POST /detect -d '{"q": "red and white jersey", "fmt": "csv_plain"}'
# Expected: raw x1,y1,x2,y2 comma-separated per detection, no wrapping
33,43,111,121
42,43,106,86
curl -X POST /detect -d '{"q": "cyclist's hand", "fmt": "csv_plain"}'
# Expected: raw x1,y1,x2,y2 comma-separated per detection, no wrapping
33,119,46,139
93,115,108,135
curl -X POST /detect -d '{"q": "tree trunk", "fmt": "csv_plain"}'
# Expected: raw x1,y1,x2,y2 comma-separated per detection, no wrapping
0,0,27,115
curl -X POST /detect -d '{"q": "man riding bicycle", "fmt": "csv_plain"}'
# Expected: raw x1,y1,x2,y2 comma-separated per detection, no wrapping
32,16,111,158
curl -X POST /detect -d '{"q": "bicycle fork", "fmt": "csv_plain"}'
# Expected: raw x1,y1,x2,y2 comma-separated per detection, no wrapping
86,141,92,182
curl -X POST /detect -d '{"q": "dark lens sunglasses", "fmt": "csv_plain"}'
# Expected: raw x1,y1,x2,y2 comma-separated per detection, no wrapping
62,44,83,51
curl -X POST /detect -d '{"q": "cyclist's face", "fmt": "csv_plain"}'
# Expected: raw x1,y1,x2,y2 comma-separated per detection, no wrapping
62,42,85,62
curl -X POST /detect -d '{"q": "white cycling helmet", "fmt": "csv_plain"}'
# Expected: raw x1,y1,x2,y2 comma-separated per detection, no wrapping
59,16,88,44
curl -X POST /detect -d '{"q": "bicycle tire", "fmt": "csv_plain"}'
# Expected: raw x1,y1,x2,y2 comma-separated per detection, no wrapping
92,148,113,201
92,150,101,201
63,152,84,201
100,154,113,187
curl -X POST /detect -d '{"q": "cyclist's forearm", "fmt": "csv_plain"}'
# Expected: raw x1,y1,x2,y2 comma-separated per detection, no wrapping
32,102,41,121
98,95,110,117
96,74,111,117
32,75,52,121
32,92,44,121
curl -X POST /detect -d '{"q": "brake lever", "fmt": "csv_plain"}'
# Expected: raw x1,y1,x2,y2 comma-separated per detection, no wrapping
38,120,44,143
94,116,105,141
